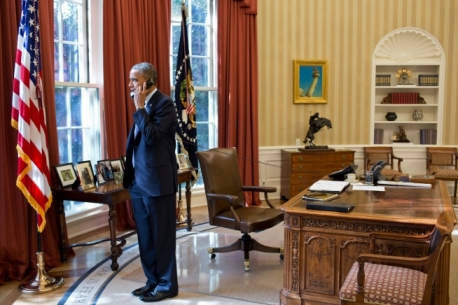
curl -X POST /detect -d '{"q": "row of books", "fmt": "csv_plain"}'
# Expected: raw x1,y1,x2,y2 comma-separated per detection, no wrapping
375,74,439,86
420,129,437,144
418,74,439,86
375,74,391,86
374,128,384,144
390,92,420,104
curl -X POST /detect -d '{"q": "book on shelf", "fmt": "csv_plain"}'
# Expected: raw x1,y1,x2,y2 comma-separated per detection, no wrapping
420,129,437,144
418,74,439,86
308,180,350,194
302,192,340,201
374,128,384,144
375,74,391,86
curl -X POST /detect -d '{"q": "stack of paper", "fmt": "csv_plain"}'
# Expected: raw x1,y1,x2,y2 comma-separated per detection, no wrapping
308,180,350,193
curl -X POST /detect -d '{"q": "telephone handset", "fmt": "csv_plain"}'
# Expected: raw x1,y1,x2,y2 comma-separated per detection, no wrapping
130,79,154,99
370,160,386,183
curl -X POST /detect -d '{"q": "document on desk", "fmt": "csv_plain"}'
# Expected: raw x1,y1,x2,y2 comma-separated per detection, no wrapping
308,180,350,193
352,185,385,191
377,181,432,188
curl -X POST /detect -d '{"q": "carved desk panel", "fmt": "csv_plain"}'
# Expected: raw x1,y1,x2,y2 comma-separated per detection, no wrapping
280,181,456,305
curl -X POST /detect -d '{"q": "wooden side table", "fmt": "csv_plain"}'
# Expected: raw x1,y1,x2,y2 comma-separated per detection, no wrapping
52,168,196,271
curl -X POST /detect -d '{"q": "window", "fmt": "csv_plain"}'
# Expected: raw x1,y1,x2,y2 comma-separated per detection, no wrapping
54,0,102,215
170,0,218,186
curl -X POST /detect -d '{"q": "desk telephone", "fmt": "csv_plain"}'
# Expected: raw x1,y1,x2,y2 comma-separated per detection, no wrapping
369,160,386,183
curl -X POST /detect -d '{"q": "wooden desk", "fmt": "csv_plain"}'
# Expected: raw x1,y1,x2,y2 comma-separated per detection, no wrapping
280,180,456,305
53,168,195,271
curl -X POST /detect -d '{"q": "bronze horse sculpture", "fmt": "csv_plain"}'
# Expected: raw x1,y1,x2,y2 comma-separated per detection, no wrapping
303,112,332,148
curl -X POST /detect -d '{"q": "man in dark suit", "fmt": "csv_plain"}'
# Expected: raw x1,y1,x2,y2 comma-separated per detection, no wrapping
123,62,179,302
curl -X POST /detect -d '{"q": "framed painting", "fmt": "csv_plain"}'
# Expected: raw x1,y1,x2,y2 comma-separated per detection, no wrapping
54,163,77,189
293,60,328,104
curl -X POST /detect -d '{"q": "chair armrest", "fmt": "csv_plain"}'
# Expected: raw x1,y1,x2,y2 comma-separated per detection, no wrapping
358,253,429,267
392,154,404,172
241,186,278,209
206,193,241,225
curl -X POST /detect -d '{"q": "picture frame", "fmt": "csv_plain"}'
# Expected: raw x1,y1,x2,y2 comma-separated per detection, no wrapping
75,162,96,190
121,155,127,170
97,159,114,181
293,60,328,104
113,171,124,184
94,163,107,185
53,163,78,189
110,159,124,174
176,153,189,170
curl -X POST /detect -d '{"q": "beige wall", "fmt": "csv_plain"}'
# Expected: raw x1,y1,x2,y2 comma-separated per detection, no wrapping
258,0,458,146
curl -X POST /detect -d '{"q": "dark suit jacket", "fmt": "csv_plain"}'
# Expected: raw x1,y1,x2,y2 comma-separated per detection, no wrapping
123,90,178,197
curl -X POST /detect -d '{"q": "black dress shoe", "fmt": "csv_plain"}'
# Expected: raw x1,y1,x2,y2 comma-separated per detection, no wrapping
140,290,178,302
132,285,156,297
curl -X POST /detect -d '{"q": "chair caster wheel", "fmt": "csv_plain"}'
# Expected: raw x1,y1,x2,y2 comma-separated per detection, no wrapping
280,254,284,260
209,253,216,259
244,266,249,271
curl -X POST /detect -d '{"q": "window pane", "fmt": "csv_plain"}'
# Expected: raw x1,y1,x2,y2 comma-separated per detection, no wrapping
171,24,181,54
190,57,208,86
63,43,80,82
190,24,208,56
62,2,81,42
191,0,209,23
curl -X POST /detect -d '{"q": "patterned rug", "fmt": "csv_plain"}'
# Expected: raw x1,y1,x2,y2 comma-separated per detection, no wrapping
57,222,285,305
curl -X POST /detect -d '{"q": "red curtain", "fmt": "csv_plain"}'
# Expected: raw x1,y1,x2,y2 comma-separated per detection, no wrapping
103,1,172,230
0,0,63,283
218,0,261,206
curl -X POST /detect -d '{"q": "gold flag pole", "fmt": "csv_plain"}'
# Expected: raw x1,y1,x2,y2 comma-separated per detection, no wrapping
20,251,64,293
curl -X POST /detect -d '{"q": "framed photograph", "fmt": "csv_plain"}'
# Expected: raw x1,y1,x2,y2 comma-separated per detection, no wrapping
113,171,124,184
293,60,328,104
176,153,189,169
98,159,114,181
94,163,107,185
75,162,96,190
110,159,124,174
53,163,78,189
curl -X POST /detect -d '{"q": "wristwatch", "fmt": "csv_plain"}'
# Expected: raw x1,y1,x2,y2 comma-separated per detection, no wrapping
136,105,144,110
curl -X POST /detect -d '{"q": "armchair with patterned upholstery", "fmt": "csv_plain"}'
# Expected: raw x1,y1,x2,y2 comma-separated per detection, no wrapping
196,147,284,271
339,211,455,305
363,146,408,180
426,146,458,198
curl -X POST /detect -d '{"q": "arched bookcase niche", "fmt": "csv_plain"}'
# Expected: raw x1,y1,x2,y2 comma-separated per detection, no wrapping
370,27,445,146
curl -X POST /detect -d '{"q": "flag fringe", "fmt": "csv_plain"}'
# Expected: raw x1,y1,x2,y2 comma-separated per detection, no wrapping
15,144,52,232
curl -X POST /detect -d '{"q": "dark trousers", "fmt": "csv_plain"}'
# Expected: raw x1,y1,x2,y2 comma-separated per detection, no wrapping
129,180,178,292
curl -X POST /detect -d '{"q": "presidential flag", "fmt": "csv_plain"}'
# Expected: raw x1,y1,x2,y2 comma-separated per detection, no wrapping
174,3,198,171
11,0,52,232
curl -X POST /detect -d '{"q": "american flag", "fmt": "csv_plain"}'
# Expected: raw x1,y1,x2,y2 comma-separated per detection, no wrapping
174,2,198,171
11,0,52,232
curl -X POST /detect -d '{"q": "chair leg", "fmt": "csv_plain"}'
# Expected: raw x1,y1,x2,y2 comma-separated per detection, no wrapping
207,238,242,256
208,233,284,271
454,181,457,198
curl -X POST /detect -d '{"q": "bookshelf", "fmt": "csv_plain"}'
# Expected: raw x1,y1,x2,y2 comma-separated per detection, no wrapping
370,27,445,145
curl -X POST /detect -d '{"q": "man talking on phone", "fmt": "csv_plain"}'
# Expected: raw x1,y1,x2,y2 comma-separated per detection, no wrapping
123,62,179,302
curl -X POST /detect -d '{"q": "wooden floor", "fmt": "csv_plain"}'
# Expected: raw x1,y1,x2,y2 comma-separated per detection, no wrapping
0,200,285,305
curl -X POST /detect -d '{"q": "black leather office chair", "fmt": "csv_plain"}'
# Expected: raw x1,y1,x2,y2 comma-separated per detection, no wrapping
196,147,284,271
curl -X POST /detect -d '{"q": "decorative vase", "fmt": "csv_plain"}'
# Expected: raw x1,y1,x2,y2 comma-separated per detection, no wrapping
385,112,397,121
412,109,424,121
